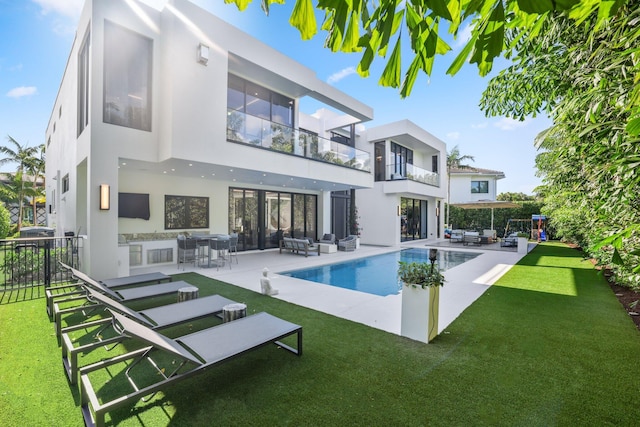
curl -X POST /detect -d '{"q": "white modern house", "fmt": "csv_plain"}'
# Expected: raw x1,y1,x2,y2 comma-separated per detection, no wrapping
44,0,447,278
358,121,447,243
448,166,505,204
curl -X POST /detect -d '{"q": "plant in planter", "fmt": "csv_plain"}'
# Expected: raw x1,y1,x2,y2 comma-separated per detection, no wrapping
397,261,445,289
398,249,445,343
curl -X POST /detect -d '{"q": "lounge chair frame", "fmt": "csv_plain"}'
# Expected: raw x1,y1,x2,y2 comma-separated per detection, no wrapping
80,311,302,427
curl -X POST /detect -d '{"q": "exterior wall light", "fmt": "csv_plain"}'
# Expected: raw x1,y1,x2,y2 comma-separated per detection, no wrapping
197,43,209,65
99,184,110,210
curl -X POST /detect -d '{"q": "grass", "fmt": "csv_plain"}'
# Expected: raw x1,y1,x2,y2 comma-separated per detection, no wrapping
1,242,639,426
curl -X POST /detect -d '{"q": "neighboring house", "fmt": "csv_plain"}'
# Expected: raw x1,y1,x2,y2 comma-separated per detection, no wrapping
448,166,505,204
44,0,447,278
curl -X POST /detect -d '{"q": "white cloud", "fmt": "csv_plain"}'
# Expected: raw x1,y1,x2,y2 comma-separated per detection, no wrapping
446,131,461,140
471,122,488,129
7,86,38,98
454,23,473,48
327,66,357,84
32,0,84,18
494,117,530,131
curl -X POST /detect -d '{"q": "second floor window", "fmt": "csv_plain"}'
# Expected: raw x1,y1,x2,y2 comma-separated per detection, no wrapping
103,20,153,131
391,142,413,177
227,74,294,127
471,180,489,193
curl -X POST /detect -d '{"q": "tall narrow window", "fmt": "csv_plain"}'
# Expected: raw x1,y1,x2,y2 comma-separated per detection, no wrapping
77,28,90,136
103,20,152,131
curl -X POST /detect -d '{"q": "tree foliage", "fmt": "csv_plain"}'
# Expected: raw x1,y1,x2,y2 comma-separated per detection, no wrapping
0,136,42,231
226,0,626,97
479,2,640,288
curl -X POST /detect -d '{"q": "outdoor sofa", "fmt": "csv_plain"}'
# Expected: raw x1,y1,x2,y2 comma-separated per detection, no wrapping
279,237,320,257
462,231,482,246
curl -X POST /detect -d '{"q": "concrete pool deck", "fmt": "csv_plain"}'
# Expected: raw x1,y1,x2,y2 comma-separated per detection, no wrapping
145,240,534,337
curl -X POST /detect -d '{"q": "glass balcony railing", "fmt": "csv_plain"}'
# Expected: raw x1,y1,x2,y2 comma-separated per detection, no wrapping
226,109,370,172
386,163,439,187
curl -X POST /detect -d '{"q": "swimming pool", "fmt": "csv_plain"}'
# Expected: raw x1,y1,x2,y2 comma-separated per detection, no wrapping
280,248,480,296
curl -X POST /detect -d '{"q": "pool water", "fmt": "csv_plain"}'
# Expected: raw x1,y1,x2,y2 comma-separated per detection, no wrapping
280,248,480,296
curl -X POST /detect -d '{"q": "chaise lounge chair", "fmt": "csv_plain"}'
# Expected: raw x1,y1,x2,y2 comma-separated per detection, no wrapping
80,310,302,427
61,288,237,385
51,265,190,342
47,263,171,318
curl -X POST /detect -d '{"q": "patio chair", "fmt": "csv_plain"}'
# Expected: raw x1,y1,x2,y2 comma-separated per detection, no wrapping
210,237,231,270
177,235,197,270
319,233,335,244
61,288,237,384
500,232,519,247
228,233,239,264
80,310,302,427
338,235,358,251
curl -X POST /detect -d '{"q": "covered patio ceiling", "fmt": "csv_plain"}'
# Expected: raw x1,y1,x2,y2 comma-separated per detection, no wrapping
117,158,365,192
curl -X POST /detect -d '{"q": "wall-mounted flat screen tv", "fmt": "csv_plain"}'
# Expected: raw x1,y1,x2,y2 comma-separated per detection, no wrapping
118,193,150,220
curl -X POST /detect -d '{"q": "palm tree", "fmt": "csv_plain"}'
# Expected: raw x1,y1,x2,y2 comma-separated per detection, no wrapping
26,144,45,225
0,136,39,231
446,145,475,228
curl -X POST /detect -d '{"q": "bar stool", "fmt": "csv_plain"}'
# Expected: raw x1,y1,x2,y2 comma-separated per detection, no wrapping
228,233,239,264
210,238,230,271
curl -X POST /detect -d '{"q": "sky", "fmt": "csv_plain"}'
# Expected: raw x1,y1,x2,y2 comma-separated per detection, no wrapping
0,0,552,194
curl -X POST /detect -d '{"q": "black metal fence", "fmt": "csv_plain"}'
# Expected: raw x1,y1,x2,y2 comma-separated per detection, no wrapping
0,236,80,290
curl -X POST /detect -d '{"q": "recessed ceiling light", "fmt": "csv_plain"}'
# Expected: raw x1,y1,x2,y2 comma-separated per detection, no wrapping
171,168,175,172
229,169,233,172
121,162,127,166
189,163,193,167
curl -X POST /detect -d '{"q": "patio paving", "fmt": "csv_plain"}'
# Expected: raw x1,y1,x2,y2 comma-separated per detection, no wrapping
143,239,533,337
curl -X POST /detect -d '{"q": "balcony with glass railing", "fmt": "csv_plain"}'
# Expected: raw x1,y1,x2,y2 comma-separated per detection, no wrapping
226,109,370,172
386,163,439,187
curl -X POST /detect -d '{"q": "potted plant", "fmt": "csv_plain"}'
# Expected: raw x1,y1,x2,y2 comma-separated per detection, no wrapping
398,251,445,343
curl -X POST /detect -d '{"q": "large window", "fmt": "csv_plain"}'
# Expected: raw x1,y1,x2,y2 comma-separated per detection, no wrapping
77,28,90,136
164,195,209,229
227,74,294,127
103,20,152,131
229,188,316,251
471,180,489,194
391,142,413,178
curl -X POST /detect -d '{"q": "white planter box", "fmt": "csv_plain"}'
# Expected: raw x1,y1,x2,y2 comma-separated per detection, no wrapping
517,237,528,254
401,285,440,343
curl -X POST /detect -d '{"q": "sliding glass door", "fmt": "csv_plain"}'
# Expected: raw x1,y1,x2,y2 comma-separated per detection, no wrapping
401,197,427,241
229,188,317,251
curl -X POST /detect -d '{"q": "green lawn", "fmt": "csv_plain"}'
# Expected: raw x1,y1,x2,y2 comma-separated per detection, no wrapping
1,242,639,426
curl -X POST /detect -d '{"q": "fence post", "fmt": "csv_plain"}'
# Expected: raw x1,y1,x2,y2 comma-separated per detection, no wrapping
44,239,51,288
